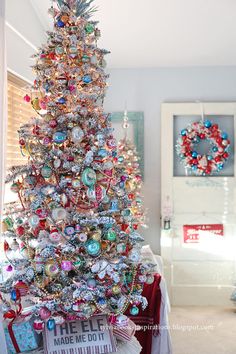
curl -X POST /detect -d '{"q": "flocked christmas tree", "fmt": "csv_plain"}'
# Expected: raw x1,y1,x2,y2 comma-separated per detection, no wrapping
117,111,146,230
0,0,153,331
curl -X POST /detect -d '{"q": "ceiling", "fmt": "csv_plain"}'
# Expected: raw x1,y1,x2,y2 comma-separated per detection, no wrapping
31,0,236,68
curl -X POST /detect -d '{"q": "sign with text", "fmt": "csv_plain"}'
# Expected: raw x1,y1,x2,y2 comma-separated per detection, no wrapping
44,315,117,354
183,224,224,243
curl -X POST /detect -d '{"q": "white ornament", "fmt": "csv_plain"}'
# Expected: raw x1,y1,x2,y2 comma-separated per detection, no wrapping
71,126,84,144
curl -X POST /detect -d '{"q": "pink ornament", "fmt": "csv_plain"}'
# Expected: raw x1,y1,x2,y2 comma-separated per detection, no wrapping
43,137,52,145
49,120,58,128
39,307,51,320
6,265,13,272
23,94,31,103
69,85,76,92
121,176,126,182
61,260,72,271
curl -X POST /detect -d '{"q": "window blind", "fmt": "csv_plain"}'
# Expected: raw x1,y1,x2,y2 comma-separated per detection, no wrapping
7,73,34,169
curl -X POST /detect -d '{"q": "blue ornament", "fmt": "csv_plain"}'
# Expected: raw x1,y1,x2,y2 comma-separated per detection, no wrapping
111,199,119,212
47,319,56,331
118,156,124,162
85,239,101,256
11,289,17,301
212,146,218,152
221,132,228,140
204,120,212,128
112,151,117,157
218,163,224,170
130,306,139,316
64,226,75,237
191,165,198,170
98,298,106,305
191,151,198,158
97,149,108,158
119,182,125,188
82,75,92,84
207,155,213,161
57,20,65,27
181,129,187,136
57,97,66,104
53,132,67,144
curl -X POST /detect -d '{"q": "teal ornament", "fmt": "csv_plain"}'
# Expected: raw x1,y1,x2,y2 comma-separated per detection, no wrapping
47,319,56,331
207,155,213,161
85,23,94,34
117,243,126,253
55,46,64,55
85,239,101,256
130,306,139,316
53,132,67,144
218,163,224,170
181,129,187,136
191,151,198,158
204,120,212,128
41,165,52,178
212,146,218,152
82,168,96,187
221,132,228,139
106,229,117,242
74,255,84,269
118,156,124,162
82,75,92,84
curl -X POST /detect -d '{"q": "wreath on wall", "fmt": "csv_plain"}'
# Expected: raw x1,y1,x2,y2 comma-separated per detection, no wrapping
176,120,230,176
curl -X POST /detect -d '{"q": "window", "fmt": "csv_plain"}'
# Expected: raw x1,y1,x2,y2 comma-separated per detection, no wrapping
5,73,34,204
7,73,34,169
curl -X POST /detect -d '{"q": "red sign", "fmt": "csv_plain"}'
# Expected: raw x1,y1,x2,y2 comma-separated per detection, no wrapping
183,224,224,243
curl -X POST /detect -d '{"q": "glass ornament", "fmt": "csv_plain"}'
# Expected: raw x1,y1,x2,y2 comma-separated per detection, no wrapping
85,23,94,34
52,207,68,221
45,260,59,277
64,225,75,236
82,168,96,187
106,229,117,242
53,131,67,144
71,126,84,143
85,239,101,256
82,75,92,84
47,319,56,331
130,306,139,316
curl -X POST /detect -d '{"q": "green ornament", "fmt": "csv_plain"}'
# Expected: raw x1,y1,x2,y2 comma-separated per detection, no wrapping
41,165,53,178
82,55,90,62
82,168,96,187
3,217,14,230
126,272,133,283
117,243,126,253
85,239,101,256
106,229,117,242
85,23,94,34
74,256,84,269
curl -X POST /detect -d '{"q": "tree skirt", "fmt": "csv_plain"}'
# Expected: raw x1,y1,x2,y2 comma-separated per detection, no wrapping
25,336,142,354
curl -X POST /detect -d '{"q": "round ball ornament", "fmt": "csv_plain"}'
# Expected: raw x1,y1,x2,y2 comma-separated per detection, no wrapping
53,131,67,144
176,120,230,176
14,281,29,296
71,126,84,144
85,239,101,256
82,168,96,187
45,260,59,278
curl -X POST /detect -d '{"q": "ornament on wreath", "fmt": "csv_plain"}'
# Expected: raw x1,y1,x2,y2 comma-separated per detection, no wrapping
176,120,230,176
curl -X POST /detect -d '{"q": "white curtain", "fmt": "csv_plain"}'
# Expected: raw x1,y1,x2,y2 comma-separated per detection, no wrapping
0,1,8,353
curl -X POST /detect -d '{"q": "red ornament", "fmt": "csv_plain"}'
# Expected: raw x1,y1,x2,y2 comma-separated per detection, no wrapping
32,125,40,135
223,152,229,159
14,281,29,297
49,120,58,128
23,94,31,103
4,241,10,252
16,226,25,237
199,133,205,139
19,139,25,146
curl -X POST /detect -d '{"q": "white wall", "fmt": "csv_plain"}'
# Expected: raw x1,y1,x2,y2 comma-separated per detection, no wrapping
104,67,236,253
6,0,46,82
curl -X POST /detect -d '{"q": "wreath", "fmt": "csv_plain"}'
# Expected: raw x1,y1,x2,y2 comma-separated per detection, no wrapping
176,120,230,175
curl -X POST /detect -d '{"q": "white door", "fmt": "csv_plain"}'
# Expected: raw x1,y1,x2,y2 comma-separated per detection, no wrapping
161,102,236,306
